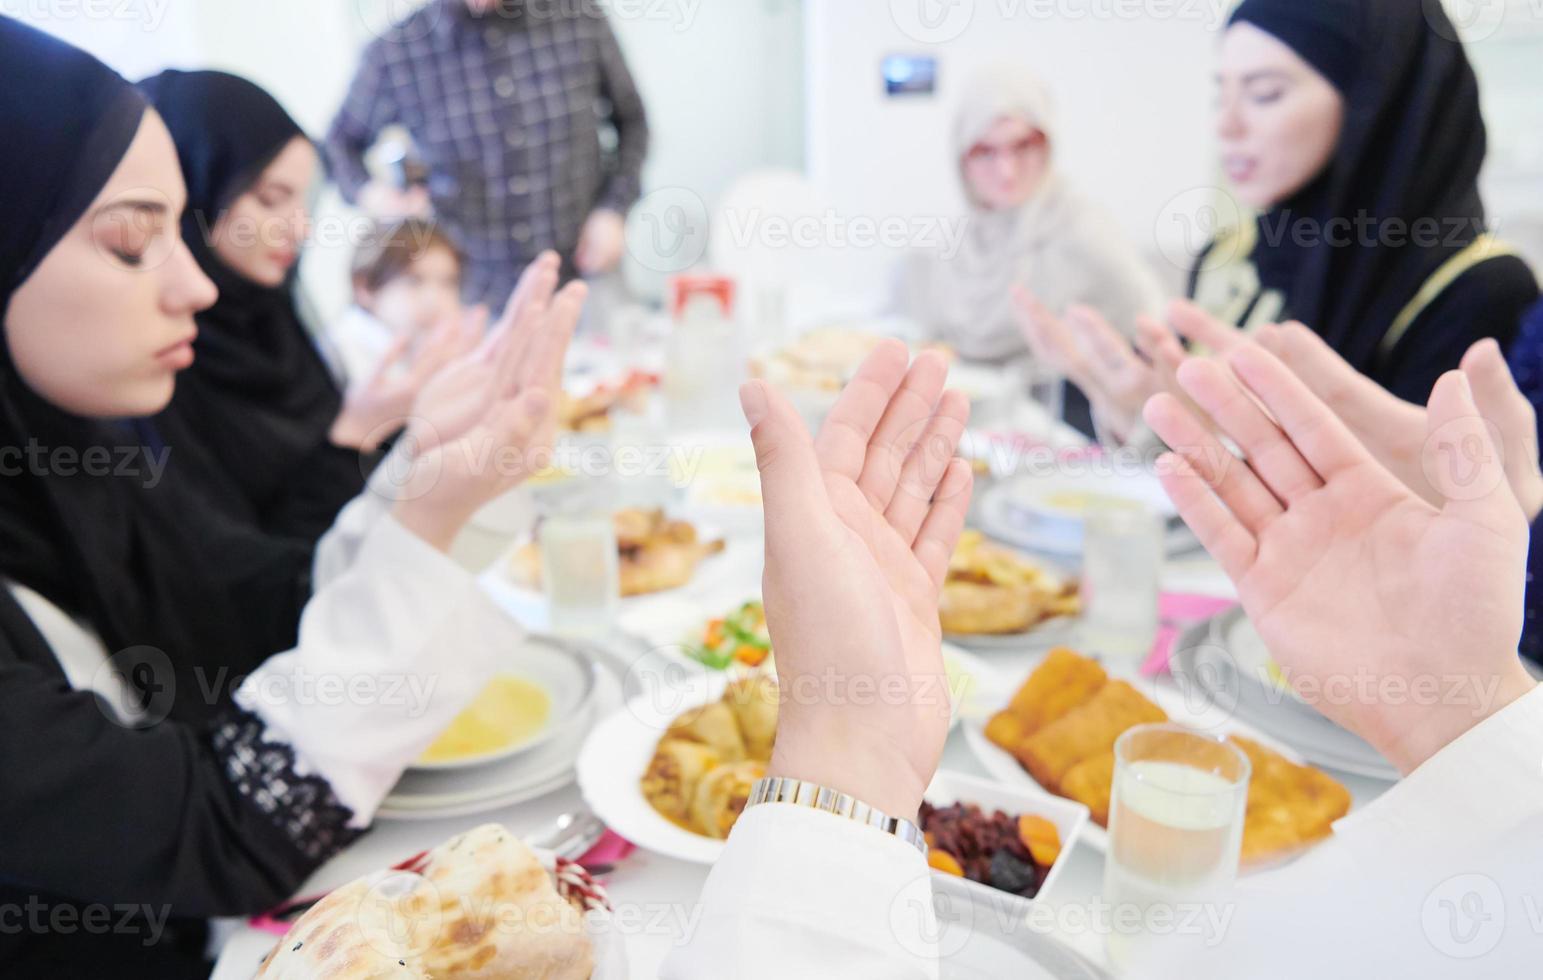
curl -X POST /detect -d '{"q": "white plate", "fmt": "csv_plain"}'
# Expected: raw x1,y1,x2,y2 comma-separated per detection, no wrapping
962,668,1319,852
578,661,985,865
377,668,622,822
576,675,735,865
943,617,1078,653
411,636,598,772
1170,613,1401,783
978,471,1184,557
622,593,1009,707
933,875,1111,979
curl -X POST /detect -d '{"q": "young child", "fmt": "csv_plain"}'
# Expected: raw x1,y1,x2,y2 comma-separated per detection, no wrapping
328,218,464,384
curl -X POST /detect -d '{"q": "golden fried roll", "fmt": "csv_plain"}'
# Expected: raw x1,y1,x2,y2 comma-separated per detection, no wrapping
1006,648,1108,735
940,581,1043,635
725,676,779,762
1230,735,1351,861
641,739,720,824
667,700,747,762
1241,808,1307,866
1060,750,1116,827
984,709,1030,753
689,760,765,839
1016,680,1166,791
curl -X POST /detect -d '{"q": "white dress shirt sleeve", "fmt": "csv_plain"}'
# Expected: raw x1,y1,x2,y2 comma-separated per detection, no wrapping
1134,682,1543,978
661,802,940,980
236,509,522,827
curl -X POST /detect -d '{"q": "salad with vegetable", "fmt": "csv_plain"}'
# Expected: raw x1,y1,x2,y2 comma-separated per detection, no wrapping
687,600,772,671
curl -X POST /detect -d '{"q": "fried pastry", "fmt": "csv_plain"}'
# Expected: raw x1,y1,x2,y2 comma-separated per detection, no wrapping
641,739,720,824
1015,680,1166,792
1230,735,1351,865
725,676,779,762
984,709,1031,753
940,580,1046,635
666,700,747,762
1059,750,1116,827
1005,647,1109,736
689,760,765,840
940,531,1080,635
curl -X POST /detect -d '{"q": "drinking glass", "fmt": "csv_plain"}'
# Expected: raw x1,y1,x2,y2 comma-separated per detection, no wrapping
1079,500,1163,668
1104,724,1251,971
538,499,621,640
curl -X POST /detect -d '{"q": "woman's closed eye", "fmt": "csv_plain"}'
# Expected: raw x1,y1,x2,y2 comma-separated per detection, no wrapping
93,203,166,269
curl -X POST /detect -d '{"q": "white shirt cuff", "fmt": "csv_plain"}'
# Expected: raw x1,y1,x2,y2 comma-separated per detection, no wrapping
662,803,939,980
1332,682,1543,848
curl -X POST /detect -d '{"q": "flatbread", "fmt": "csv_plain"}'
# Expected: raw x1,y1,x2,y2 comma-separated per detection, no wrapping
257,825,593,979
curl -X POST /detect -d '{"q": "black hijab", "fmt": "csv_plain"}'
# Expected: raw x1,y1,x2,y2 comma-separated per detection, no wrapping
1230,0,1489,375
139,70,358,533
0,23,310,725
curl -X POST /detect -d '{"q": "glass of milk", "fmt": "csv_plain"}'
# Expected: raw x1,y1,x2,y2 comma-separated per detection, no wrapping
1103,723,1251,971
536,484,621,640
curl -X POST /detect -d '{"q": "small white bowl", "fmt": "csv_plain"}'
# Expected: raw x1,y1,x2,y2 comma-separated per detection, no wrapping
923,768,1089,908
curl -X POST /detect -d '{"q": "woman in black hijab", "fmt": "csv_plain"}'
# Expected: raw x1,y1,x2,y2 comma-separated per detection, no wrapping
138,70,386,542
1017,0,1538,441
0,19,578,976
1187,0,1538,405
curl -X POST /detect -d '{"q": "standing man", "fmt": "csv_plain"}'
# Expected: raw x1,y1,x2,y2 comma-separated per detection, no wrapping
326,0,649,305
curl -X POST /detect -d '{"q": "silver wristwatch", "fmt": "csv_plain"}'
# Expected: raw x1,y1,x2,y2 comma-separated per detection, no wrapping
746,776,928,855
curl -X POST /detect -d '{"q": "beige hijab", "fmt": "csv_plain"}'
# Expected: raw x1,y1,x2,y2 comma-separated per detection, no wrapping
900,64,1163,363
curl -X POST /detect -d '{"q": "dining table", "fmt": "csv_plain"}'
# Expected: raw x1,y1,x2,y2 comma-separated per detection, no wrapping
209,325,1394,978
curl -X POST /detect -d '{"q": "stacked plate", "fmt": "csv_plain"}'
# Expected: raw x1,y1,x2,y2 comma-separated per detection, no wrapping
1170,610,1401,782
376,636,622,822
977,471,1196,558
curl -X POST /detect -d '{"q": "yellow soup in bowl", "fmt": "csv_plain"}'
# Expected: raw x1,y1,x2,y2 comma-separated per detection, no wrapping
419,676,553,765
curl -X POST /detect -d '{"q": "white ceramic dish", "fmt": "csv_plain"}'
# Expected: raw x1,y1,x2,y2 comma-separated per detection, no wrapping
377,667,621,822
410,636,598,772
932,874,1111,979
923,769,1088,906
978,471,1183,557
962,669,1323,853
577,660,988,865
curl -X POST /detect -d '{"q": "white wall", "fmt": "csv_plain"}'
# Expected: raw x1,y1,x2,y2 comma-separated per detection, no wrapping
804,0,1226,309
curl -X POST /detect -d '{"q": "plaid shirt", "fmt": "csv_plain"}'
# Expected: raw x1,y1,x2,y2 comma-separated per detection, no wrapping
325,0,649,304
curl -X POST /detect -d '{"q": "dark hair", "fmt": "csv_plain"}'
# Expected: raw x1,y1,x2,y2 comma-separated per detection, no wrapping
351,219,463,293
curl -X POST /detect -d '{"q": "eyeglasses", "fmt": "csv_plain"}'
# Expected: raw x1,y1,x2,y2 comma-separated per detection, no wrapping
965,132,1048,168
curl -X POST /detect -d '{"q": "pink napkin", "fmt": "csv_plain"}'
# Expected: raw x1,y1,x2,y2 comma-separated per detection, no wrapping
1140,593,1238,677
577,829,635,867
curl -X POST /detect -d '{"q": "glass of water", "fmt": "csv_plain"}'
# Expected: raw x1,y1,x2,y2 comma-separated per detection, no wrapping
538,496,621,640
1080,500,1163,668
1104,724,1250,971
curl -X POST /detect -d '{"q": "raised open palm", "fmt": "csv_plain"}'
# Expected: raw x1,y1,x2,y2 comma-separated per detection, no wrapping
742,340,973,818
1012,287,1157,443
1145,344,1534,772
407,252,561,454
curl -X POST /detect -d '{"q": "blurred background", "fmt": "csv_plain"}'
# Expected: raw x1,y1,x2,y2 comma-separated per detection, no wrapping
21,0,1543,328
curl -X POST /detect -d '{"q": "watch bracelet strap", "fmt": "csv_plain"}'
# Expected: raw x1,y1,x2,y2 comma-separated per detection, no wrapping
746,776,928,855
